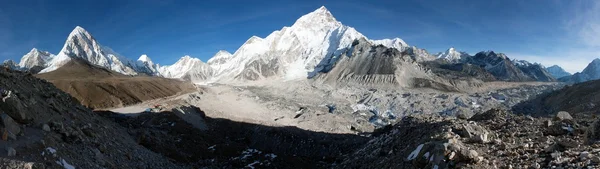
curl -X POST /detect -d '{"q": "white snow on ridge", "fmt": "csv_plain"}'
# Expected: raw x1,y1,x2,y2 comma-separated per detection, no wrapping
40,26,138,75
22,6,428,84
205,6,414,82
436,47,469,62
18,48,55,69
371,38,409,51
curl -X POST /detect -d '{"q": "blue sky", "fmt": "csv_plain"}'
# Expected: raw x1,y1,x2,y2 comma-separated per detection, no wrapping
0,0,598,73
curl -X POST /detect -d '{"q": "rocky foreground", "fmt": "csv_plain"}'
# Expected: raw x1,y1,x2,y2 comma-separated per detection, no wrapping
338,109,600,169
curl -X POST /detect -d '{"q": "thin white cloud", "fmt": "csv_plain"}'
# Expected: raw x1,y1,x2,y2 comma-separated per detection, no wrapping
505,1,600,74
568,1,600,47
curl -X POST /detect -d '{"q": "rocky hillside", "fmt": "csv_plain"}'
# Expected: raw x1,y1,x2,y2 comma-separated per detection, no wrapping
0,68,178,168
514,79,600,117
36,58,195,109
338,109,600,169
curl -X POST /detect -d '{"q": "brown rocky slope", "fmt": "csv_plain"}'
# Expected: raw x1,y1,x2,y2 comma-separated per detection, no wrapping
35,59,195,109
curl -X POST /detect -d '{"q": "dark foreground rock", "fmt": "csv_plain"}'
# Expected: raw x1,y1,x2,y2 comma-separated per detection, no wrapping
0,68,179,168
98,107,368,168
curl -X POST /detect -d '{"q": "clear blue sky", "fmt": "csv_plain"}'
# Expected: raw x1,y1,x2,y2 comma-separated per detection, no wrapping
0,0,598,73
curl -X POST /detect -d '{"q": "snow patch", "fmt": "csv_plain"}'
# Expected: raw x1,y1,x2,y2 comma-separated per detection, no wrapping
56,158,75,169
406,144,424,160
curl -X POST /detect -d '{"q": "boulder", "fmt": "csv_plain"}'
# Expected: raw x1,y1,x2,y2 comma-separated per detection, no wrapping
0,97,27,122
460,123,491,143
0,113,20,139
585,118,600,144
42,124,50,132
554,111,573,122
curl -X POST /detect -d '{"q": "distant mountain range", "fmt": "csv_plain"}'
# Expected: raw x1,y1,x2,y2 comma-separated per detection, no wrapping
558,59,600,83
8,6,593,86
545,65,571,79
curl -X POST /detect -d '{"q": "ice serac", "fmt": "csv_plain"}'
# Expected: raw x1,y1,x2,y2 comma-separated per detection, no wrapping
18,48,55,69
159,55,214,83
545,65,571,79
39,26,138,75
436,48,470,62
560,58,600,83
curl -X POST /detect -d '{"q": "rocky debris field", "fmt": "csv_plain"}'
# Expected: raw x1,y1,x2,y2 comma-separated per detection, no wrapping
337,109,600,169
227,82,562,134
513,79,600,117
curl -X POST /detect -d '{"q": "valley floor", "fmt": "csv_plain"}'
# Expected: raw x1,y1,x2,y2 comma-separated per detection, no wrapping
109,80,562,134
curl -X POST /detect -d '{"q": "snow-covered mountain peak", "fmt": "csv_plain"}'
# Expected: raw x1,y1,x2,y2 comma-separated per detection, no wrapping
39,26,138,75
546,65,571,79
138,54,153,64
178,55,202,64
158,55,212,79
436,47,469,61
215,50,232,56
370,38,409,50
246,36,264,44
292,6,340,28
67,26,93,41
19,48,54,69
207,50,233,66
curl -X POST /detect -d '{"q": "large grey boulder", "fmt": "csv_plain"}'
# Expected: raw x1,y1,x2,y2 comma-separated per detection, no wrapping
586,118,600,144
0,97,27,123
0,113,20,140
554,111,573,122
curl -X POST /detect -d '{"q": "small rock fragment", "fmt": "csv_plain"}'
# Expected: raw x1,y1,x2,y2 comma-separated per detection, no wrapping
42,124,51,132
580,151,590,159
